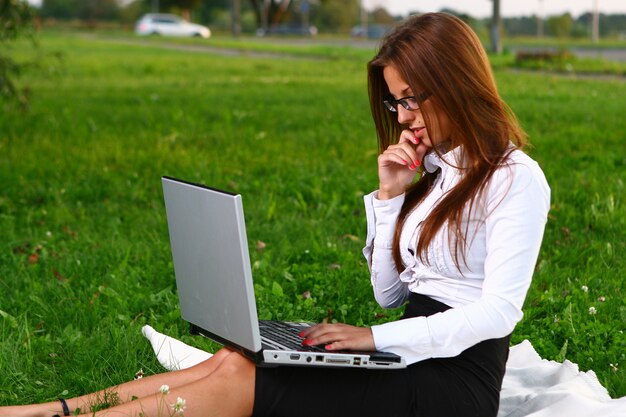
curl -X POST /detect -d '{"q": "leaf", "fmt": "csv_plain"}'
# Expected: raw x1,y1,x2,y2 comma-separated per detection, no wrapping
322,308,333,323
28,252,39,264
271,281,284,297
98,285,120,299
556,339,568,362
266,200,276,221
282,270,294,281
563,302,576,335
52,269,67,282
12,242,31,254
0,309,17,328
343,234,360,242
63,225,78,239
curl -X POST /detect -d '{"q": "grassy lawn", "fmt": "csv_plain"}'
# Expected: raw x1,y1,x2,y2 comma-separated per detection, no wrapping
0,32,624,405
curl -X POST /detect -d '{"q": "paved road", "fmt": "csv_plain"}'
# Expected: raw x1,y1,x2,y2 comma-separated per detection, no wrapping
261,38,626,63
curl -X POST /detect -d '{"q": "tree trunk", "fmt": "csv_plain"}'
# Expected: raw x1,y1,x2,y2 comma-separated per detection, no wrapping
490,0,502,54
591,0,599,43
232,0,241,36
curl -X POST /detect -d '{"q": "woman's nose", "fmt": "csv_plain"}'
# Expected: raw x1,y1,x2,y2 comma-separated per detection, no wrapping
396,106,415,125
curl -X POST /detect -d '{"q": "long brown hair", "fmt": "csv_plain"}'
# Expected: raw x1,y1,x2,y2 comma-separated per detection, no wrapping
367,13,527,271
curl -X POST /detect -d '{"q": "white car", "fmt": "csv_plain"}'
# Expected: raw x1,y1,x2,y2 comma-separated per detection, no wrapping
135,14,211,38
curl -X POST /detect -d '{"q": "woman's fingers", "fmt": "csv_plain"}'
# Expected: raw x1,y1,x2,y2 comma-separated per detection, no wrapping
299,324,375,351
377,129,430,199
378,128,426,168
399,128,420,145
378,150,418,170
381,143,421,168
400,129,430,162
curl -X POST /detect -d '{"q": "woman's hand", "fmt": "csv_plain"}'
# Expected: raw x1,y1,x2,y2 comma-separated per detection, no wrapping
378,129,430,199
299,323,375,352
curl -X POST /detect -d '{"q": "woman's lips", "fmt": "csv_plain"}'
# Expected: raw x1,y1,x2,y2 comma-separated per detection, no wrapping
413,127,427,138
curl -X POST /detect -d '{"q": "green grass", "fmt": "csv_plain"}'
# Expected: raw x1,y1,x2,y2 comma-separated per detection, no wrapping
488,50,626,77
1,33,625,405
504,35,626,49
48,29,626,75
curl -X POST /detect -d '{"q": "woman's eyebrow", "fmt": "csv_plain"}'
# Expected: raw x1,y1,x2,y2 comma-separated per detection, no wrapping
389,86,413,98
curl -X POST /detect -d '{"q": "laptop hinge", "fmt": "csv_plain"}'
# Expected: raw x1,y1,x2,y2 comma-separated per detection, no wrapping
189,323,263,364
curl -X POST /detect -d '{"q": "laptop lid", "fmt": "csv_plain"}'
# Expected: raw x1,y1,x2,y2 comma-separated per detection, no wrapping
162,176,262,356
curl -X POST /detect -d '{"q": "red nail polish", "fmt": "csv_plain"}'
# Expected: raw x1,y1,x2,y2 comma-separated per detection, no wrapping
415,160,421,166
402,159,407,165
298,331,305,337
325,345,332,350
302,339,312,346
409,164,415,170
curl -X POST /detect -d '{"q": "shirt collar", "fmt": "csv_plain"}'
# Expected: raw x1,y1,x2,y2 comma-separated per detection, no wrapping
423,143,462,174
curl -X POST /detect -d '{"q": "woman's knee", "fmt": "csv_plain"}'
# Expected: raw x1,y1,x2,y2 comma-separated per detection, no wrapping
214,351,255,381
189,347,233,375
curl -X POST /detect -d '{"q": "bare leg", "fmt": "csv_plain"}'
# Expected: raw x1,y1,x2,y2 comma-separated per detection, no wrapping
75,351,256,417
0,348,243,417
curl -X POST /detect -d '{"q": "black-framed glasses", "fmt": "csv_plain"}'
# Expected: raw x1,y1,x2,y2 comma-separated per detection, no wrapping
383,92,431,112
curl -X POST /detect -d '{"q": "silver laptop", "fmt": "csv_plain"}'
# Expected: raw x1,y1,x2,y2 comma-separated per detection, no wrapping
162,176,406,369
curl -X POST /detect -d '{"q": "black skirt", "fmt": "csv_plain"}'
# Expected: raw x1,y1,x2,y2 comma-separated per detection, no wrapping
252,293,510,417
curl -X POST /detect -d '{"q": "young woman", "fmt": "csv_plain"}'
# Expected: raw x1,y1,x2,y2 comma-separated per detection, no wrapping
1,12,549,417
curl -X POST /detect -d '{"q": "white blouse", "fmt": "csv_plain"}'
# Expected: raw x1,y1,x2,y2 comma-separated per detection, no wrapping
363,146,550,365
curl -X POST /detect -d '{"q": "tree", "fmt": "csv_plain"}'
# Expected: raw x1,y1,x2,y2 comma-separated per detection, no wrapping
0,0,36,108
502,16,537,37
119,0,150,25
161,0,202,21
314,0,358,33
546,13,573,38
41,0,120,21
249,0,294,32
490,0,502,54
40,0,80,19
370,7,394,25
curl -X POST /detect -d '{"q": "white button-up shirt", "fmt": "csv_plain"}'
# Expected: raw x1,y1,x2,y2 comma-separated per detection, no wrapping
363,146,550,365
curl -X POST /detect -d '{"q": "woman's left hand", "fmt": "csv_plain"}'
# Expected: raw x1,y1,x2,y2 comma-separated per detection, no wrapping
299,323,375,352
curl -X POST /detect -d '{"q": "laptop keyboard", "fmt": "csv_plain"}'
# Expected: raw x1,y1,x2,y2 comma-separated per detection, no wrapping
259,320,325,352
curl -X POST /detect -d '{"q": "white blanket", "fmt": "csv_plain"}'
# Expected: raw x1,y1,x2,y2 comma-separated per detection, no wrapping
142,325,626,416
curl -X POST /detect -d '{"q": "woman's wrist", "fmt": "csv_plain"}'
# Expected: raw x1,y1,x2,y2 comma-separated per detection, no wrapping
377,187,404,200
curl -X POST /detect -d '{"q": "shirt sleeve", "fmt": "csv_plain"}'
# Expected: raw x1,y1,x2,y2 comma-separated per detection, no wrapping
362,191,410,309
370,161,551,364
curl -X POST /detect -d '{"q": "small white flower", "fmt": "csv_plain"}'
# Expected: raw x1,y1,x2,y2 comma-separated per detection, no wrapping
610,363,618,372
134,369,144,380
46,231,52,238
581,285,589,293
171,397,186,413
159,384,170,394
597,296,606,302
588,306,597,315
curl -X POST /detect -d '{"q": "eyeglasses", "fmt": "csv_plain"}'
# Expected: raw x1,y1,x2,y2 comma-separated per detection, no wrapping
383,92,431,112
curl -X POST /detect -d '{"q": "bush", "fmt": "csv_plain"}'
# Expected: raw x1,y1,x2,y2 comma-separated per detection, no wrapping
0,0,37,108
